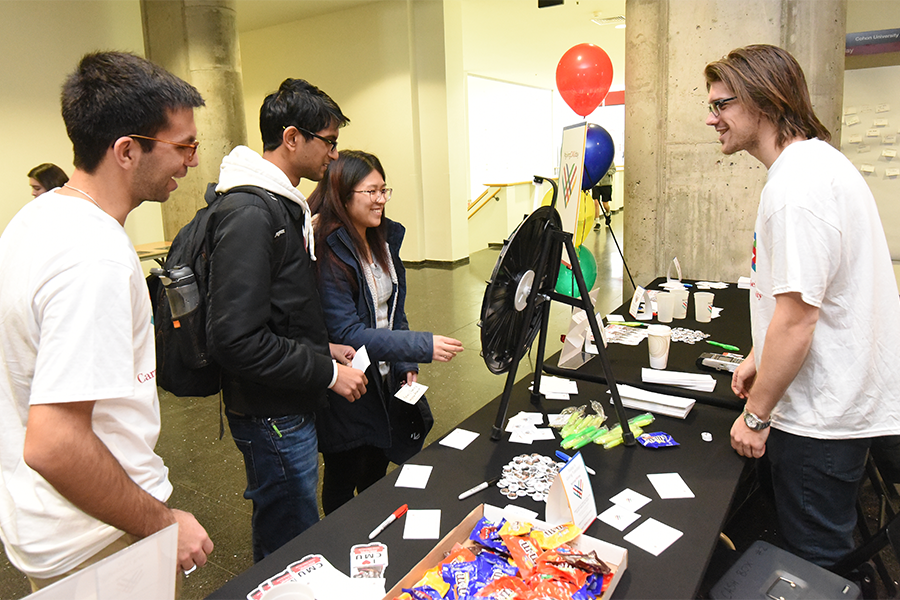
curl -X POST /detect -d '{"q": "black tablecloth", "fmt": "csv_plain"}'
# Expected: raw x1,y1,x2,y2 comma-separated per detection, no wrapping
545,277,752,411
207,279,750,600
208,391,745,600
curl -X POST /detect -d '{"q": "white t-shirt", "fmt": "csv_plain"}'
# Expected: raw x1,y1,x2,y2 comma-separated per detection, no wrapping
0,191,171,578
750,138,900,439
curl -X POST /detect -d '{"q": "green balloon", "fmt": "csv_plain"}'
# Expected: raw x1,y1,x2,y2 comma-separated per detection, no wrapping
555,246,597,298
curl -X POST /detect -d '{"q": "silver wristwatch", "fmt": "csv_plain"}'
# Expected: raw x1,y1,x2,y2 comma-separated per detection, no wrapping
742,409,771,431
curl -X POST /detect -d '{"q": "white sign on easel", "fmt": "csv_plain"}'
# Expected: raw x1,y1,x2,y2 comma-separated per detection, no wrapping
629,286,654,320
546,451,597,532
557,124,588,246
559,288,605,369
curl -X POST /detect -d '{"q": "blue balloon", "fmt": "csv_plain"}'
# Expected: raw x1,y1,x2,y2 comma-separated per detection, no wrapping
581,124,615,190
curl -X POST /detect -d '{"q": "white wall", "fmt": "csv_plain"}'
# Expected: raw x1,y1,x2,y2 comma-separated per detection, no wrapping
0,0,163,248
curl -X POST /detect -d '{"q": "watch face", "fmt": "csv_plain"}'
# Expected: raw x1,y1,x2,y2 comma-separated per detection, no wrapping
743,411,766,431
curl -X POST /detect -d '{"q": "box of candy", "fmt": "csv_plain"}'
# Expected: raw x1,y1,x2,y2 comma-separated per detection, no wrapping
384,504,627,599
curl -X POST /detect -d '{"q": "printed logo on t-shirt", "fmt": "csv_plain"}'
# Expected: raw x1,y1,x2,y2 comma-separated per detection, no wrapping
137,369,157,384
751,232,757,272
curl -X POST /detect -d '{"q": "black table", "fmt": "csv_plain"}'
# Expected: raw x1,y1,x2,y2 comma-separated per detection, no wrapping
208,280,751,600
545,277,752,411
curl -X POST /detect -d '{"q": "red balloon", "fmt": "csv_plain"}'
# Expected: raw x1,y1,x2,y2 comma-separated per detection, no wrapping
556,44,614,117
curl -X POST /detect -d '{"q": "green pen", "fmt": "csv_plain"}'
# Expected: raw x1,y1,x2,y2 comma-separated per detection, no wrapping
271,423,283,438
707,340,740,352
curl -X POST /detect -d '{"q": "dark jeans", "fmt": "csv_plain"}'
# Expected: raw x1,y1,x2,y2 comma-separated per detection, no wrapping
321,445,390,515
226,411,320,562
767,428,870,567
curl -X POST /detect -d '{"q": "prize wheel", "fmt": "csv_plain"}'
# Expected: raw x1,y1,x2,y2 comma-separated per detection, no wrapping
479,206,562,374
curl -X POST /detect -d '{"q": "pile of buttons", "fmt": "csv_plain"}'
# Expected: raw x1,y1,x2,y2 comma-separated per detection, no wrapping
497,454,563,502
670,327,710,344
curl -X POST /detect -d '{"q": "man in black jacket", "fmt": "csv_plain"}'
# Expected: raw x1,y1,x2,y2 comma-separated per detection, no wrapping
207,79,367,562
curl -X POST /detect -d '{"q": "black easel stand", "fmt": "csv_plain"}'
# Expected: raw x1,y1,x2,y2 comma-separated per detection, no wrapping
489,178,634,447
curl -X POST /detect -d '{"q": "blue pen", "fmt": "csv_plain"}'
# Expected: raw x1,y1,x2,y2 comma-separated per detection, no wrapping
555,450,597,475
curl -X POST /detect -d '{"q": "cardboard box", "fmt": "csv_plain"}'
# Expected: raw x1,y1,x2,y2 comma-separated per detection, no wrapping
383,504,627,599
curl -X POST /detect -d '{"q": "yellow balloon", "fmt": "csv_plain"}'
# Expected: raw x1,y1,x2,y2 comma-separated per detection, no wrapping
540,189,594,247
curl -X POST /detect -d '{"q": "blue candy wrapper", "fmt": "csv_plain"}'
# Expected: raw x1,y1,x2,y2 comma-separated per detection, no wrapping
637,432,679,448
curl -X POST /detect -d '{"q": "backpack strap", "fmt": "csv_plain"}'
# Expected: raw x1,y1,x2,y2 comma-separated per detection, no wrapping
215,185,294,273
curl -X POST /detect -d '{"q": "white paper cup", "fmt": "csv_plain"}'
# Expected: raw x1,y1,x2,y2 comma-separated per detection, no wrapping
694,292,714,323
647,324,671,369
671,288,689,319
656,292,674,323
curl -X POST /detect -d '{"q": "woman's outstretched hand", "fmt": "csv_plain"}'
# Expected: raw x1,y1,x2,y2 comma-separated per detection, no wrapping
433,336,464,362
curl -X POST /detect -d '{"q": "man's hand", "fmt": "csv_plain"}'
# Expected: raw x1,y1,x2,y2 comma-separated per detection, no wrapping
432,335,464,362
404,371,418,386
730,415,770,458
731,349,756,399
329,343,355,366
332,364,367,401
171,509,214,571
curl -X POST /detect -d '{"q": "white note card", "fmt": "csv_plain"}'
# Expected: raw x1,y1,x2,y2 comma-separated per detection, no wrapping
623,518,683,556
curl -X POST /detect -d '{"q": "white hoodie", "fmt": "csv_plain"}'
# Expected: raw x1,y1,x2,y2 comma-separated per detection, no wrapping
216,145,316,260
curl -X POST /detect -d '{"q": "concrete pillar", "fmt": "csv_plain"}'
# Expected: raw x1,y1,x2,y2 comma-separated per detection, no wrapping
623,0,846,296
405,0,469,263
141,0,247,239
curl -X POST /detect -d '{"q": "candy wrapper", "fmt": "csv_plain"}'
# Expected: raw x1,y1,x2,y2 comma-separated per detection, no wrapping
470,517,508,554
637,432,679,448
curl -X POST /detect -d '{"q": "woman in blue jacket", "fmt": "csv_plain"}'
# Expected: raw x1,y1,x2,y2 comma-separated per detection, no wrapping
309,150,463,514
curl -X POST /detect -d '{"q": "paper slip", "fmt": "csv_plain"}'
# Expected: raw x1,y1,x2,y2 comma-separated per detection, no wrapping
695,281,729,289
531,376,579,396
395,464,433,489
439,428,479,450
641,368,716,393
610,488,652,511
611,384,696,419
403,509,441,539
607,314,625,322
352,345,371,372
737,276,752,289
647,473,695,499
623,518,683,556
598,504,641,532
395,382,428,405
510,427,557,444
548,413,569,427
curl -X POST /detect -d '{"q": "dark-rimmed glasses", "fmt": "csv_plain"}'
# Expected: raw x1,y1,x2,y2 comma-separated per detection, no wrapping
354,188,393,202
295,127,339,153
128,134,199,161
708,96,737,117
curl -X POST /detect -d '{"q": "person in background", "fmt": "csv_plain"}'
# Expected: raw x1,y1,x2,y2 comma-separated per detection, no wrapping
309,150,464,514
592,163,615,230
27,163,68,197
705,44,900,566
0,51,212,592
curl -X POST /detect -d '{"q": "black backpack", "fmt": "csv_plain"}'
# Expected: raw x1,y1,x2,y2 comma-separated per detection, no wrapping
150,184,288,398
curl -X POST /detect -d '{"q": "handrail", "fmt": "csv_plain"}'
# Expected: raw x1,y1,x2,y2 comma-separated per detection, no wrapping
467,180,540,220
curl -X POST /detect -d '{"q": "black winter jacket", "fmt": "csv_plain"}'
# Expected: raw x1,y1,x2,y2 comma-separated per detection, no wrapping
205,183,334,416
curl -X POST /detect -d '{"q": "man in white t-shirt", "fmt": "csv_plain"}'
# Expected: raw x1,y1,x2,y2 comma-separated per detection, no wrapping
0,51,213,590
704,45,900,566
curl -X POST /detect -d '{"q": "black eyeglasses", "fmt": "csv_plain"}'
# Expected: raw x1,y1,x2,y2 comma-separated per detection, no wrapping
354,188,393,202
708,96,737,117
295,127,338,152
128,134,199,161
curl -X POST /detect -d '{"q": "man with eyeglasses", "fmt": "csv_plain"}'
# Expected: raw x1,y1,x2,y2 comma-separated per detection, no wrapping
705,45,900,566
0,51,213,592
205,78,367,562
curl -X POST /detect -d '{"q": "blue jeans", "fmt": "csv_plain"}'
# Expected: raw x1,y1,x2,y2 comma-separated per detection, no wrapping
226,411,320,562
767,429,870,566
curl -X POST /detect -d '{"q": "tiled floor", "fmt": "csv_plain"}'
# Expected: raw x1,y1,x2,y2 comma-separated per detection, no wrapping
0,214,626,599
